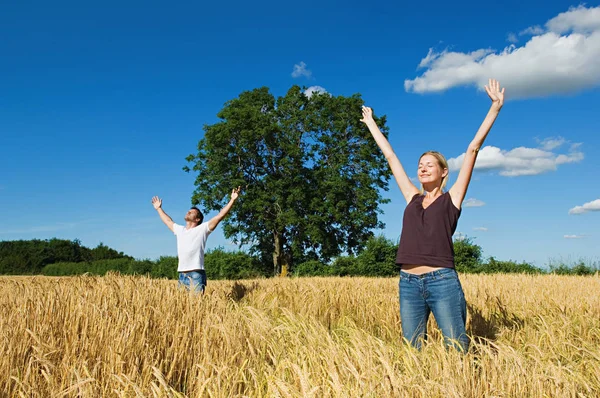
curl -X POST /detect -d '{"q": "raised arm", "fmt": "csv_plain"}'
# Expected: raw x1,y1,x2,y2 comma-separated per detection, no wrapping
207,187,241,231
152,196,175,232
360,106,419,203
449,79,505,209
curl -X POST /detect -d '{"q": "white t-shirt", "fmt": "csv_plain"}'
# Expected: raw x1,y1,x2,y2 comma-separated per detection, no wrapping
173,222,213,272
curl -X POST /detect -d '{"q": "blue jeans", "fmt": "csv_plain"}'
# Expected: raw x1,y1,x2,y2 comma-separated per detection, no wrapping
178,270,207,293
399,268,469,352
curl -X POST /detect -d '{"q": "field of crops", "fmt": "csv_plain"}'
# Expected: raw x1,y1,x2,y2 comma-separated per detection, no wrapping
2,273,600,397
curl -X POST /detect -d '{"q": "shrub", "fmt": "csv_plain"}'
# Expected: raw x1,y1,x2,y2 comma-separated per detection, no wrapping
454,237,483,273
329,256,359,276
293,260,329,277
479,257,543,274
355,235,397,276
205,248,268,280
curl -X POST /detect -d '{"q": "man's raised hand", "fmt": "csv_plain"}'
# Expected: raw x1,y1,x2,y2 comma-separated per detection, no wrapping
151,196,162,210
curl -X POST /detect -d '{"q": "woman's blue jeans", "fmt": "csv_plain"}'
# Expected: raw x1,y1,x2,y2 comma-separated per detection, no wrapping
399,268,469,352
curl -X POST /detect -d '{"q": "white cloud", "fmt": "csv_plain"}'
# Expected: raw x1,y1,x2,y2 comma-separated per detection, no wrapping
454,232,467,241
473,227,488,232
448,139,584,177
537,136,567,151
507,32,519,43
292,61,312,78
405,5,600,98
519,25,545,36
564,234,587,239
568,199,600,215
546,5,600,34
464,198,485,207
304,86,328,98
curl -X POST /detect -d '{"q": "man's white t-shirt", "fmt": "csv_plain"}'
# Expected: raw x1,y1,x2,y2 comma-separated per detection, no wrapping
173,222,213,272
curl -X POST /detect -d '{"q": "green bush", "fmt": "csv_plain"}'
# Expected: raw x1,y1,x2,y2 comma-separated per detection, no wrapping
479,257,543,274
355,235,397,276
1,239,131,275
204,247,268,280
42,258,136,276
128,259,153,275
329,256,359,276
549,258,599,275
293,260,329,276
151,256,178,279
453,237,483,273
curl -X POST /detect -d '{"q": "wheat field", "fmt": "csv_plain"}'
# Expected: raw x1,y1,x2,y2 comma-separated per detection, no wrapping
1,273,599,397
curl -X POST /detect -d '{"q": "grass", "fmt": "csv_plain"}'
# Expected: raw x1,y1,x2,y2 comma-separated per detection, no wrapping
2,273,600,397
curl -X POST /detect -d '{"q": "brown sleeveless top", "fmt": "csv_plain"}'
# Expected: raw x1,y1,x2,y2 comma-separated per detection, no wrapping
396,192,461,268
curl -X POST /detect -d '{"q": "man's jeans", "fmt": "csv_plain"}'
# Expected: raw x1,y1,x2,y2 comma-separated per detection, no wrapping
178,270,207,293
399,268,469,352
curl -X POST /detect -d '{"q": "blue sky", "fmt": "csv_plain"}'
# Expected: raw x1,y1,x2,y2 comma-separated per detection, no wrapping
1,1,599,268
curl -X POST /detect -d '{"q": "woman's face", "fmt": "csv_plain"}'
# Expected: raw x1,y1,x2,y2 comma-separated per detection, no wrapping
418,154,447,185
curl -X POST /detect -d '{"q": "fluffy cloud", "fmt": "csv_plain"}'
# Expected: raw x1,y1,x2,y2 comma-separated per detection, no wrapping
292,61,312,78
405,5,600,98
564,234,587,239
454,232,467,241
568,199,600,215
304,86,328,98
506,32,519,43
463,198,485,207
537,137,567,151
448,138,583,177
519,25,545,36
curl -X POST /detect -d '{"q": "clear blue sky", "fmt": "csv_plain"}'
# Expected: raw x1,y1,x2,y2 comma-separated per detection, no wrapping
1,1,598,268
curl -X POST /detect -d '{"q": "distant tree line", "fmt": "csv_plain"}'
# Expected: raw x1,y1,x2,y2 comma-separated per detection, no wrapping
1,237,598,278
0,239,129,275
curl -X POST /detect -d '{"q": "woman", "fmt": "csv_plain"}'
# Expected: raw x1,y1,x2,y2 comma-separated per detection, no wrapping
360,79,505,351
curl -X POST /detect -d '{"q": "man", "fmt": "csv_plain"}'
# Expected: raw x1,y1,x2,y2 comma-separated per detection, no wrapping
151,187,241,292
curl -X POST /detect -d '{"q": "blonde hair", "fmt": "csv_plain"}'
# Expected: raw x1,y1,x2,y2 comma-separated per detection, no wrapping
419,151,449,193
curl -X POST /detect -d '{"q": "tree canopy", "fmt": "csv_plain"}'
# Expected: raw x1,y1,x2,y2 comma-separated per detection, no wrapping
185,86,392,275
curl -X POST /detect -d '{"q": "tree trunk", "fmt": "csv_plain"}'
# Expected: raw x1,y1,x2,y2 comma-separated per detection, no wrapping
273,230,294,276
273,231,282,276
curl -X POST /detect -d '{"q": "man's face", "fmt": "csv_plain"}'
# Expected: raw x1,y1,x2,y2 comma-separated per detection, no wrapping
184,209,201,223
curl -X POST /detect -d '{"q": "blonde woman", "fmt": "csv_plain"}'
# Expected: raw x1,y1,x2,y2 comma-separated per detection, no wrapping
360,79,505,351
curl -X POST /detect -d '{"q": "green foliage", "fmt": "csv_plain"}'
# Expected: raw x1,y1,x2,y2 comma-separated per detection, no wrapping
40,250,269,280
185,85,392,275
453,237,483,273
42,258,133,276
355,235,397,276
90,242,128,261
329,256,360,277
152,256,179,279
293,260,329,277
204,248,269,280
11,238,600,279
128,259,154,275
548,258,599,276
297,236,396,277
479,257,543,274
0,239,131,275
453,238,544,274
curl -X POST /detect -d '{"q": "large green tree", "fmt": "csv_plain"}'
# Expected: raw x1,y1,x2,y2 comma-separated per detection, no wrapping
184,86,392,275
